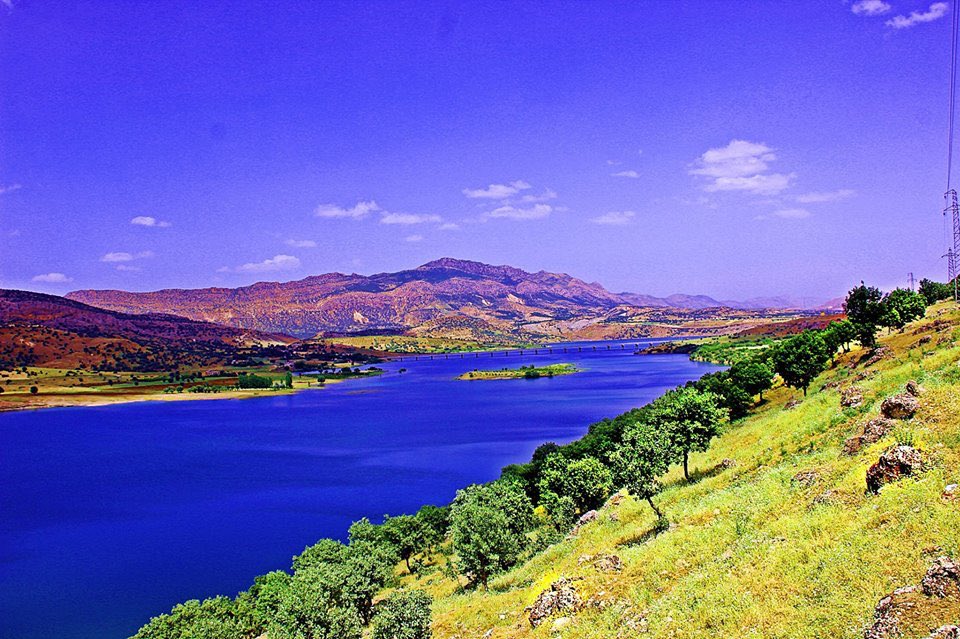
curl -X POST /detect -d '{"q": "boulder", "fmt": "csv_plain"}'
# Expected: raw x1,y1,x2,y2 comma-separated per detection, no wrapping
905,380,925,397
865,445,924,494
880,394,920,420
784,399,802,411
864,558,960,638
841,386,865,408
569,510,598,536
944,484,959,502
921,557,960,598
792,470,819,487
843,418,896,455
592,553,624,573
528,578,582,627
864,347,893,367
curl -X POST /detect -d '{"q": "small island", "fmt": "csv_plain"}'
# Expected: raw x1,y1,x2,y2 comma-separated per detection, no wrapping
456,363,579,381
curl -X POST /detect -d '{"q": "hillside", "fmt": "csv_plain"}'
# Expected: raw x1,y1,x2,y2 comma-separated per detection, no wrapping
409,302,960,638
0,289,293,370
66,258,819,342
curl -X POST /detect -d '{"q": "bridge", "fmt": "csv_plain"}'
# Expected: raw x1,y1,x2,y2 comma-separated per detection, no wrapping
391,342,645,362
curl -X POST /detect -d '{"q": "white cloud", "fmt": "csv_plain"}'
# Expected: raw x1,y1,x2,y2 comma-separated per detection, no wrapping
379,212,442,225
606,159,621,166
691,140,793,194
228,254,301,273
315,201,379,219
706,173,795,194
591,210,636,225
520,188,558,203
772,208,811,219
0,183,22,195
795,189,856,203
285,239,317,248
32,272,72,283
486,203,553,220
1,0,12,10
116,264,141,272
130,215,171,228
101,251,154,263
852,0,892,15
611,170,640,179
886,2,948,28
462,180,531,199
439,222,460,231
405,234,424,242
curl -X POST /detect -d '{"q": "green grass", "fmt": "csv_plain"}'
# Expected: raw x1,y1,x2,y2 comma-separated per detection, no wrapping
405,302,960,638
456,363,579,381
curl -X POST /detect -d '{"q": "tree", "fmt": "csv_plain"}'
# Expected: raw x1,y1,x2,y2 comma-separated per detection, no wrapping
536,454,612,515
728,360,774,401
844,283,884,347
919,278,954,305
449,481,533,588
342,540,399,625
269,568,362,639
609,420,672,519
371,590,432,639
651,387,725,480
131,596,251,639
284,371,294,389
29,385,38,394
382,514,428,573
828,319,857,352
880,288,926,331
771,330,830,396
415,504,450,552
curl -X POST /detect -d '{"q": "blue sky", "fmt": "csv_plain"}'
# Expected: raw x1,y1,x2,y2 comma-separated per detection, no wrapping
0,0,954,300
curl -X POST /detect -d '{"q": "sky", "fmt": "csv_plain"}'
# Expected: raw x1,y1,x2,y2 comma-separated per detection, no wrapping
0,0,956,301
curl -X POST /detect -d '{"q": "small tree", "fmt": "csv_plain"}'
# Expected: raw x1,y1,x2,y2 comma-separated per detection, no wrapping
844,283,884,347
880,288,926,331
536,454,612,514
415,504,450,552
651,387,725,480
372,590,432,639
449,481,533,588
382,514,428,573
609,420,672,518
284,371,294,389
771,330,830,396
270,568,362,639
918,278,954,305
728,360,774,401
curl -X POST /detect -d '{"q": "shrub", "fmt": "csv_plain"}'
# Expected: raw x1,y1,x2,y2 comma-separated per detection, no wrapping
371,589,432,639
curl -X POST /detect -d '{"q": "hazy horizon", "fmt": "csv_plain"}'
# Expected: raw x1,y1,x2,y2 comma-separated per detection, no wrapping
1,1,954,300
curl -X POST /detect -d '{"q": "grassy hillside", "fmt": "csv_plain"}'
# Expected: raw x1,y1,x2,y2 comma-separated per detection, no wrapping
405,302,960,638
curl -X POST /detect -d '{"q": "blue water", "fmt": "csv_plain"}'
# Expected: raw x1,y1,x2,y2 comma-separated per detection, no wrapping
0,341,721,639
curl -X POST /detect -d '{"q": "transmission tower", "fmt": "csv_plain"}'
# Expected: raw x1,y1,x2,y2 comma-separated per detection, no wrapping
908,272,916,291
946,190,960,300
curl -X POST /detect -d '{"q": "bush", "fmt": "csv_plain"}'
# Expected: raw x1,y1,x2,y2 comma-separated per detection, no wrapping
536,454,612,514
371,590,432,639
449,481,533,587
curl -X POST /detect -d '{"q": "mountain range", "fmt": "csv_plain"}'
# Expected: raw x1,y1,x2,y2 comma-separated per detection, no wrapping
65,258,831,341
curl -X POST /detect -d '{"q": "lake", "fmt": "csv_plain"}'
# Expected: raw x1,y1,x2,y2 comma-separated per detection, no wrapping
0,341,722,639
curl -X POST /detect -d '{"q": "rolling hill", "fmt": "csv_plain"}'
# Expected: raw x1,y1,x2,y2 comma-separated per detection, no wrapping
66,258,822,341
0,289,293,370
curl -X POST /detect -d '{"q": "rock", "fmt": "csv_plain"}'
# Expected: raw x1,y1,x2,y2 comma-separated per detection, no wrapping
550,616,572,632
919,335,933,345
792,470,819,487
921,557,960,598
569,510,598,536
784,399,801,411
928,626,960,639
528,578,583,627
864,585,920,639
813,489,837,505
944,484,959,501
719,458,737,469
843,418,896,455
605,492,625,507
865,445,924,494
841,386,865,408
577,554,593,566
608,512,620,522
905,380,925,397
821,380,841,391
855,370,876,382
864,347,893,367
592,553,624,573
880,394,920,420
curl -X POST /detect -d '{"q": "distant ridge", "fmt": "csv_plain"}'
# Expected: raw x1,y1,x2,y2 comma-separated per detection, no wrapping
66,258,828,340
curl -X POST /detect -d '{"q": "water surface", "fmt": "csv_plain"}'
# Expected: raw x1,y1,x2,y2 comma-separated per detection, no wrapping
0,341,721,639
